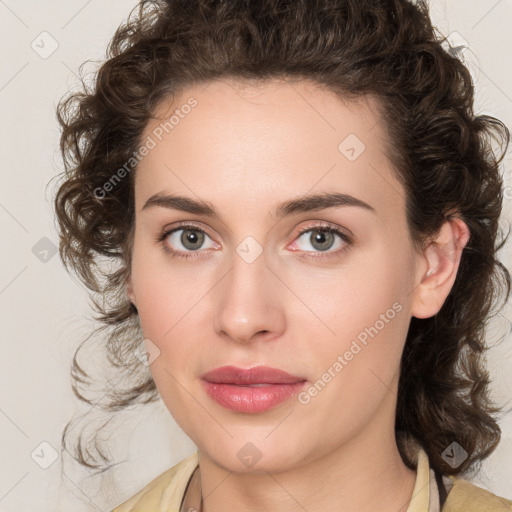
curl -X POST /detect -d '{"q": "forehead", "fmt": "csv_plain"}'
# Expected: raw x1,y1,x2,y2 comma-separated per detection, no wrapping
134,78,405,226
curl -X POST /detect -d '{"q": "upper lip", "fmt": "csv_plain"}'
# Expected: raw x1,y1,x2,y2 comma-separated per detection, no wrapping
201,365,306,385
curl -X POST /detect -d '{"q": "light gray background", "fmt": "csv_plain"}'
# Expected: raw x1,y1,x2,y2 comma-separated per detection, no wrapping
1,1,511,510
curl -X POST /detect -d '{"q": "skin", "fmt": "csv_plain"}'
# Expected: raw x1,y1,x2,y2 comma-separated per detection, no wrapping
126,78,470,512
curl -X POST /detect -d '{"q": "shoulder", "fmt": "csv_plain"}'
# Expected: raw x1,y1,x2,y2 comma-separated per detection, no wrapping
443,477,512,512
111,451,199,512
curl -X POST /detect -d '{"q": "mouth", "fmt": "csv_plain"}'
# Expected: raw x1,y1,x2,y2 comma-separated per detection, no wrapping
201,365,307,413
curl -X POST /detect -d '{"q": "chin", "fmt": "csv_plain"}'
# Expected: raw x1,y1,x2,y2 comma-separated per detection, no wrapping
194,431,311,474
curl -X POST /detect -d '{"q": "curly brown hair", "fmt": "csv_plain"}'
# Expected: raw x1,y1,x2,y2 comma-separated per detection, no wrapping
53,0,511,477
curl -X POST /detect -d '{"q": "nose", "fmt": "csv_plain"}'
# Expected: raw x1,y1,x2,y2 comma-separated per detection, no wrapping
212,247,286,345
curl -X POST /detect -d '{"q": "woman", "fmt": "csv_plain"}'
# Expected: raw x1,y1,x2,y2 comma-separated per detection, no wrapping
54,0,512,510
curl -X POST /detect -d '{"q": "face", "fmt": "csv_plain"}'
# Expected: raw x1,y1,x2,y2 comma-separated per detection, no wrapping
127,78,428,473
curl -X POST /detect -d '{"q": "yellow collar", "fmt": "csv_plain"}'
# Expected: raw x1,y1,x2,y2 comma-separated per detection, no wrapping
406,446,437,512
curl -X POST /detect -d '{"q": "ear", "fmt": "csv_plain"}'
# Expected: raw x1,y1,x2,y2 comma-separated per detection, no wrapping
410,217,470,319
126,275,137,307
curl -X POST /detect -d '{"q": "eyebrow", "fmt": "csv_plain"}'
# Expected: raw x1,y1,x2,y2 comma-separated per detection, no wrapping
141,191,376,218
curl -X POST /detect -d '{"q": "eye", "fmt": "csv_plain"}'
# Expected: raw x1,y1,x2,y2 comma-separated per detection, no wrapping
289,223,352,258
157,223,219,260
157,221,353,260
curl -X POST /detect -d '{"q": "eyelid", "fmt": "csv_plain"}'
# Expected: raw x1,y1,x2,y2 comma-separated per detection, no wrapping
287,219,353,245
160,220,214,238
158,220,220,248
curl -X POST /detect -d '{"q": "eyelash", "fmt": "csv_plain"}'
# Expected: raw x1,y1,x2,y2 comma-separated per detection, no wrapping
156,221,353,261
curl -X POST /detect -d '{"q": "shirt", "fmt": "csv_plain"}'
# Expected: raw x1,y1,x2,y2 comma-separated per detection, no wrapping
111,443,512,511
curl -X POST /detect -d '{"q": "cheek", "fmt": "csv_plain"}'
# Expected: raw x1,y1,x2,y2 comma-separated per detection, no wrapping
131,267,203,421
302,243,414,387
310,245,411,339
130,235,212,337
294,263,411,439
129,249,215,414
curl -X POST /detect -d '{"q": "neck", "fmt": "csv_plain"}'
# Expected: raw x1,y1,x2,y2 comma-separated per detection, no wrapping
182,386,416,512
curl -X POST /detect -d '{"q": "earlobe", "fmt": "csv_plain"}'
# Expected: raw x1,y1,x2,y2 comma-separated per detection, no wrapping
410,217,470,319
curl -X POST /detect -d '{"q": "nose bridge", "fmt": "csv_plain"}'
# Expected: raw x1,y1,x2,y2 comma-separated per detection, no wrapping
212,236,285,343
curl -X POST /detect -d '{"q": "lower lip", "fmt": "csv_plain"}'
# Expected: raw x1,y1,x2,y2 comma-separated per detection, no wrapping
201,380,307,413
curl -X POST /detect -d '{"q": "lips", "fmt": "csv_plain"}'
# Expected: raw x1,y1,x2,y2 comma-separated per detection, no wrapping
201,365,305,385
201,365,307,413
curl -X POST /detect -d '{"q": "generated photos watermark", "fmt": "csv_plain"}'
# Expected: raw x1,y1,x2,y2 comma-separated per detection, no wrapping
94,96,198,199
298,301,403,404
